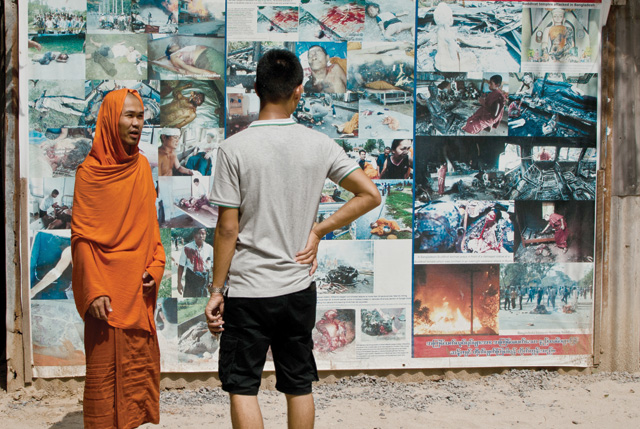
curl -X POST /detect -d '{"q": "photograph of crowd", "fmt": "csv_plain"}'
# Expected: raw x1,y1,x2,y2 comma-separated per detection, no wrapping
499,263,593,333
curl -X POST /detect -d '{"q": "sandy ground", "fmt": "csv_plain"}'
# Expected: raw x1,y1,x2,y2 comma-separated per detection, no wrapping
2,370,640,428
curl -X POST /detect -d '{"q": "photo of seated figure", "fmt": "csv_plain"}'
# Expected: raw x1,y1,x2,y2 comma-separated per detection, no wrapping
29,178,75,231
522,7,600,66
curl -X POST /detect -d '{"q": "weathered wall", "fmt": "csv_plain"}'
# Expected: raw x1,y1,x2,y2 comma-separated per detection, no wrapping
596,1,640,372
4,0,27,390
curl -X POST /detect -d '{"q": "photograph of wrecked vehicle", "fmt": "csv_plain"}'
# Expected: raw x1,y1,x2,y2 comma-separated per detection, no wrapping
414,137,596,202
508,73,597,139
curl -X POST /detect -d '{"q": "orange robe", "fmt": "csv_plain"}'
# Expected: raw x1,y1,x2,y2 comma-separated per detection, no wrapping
370,218,400,236
71,89,165,429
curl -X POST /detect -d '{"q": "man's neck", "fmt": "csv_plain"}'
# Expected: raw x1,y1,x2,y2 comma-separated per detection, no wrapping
258,103,294,121
159,145,174,154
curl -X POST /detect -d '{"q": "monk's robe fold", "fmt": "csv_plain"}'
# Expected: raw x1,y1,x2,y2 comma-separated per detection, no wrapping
71,87,165,332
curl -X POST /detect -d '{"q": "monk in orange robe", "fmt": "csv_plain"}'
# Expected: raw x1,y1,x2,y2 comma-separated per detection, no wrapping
71,88,166,429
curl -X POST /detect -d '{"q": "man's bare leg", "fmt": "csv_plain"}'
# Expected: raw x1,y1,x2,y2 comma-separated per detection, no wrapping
230,394,264,429
285,393,315,429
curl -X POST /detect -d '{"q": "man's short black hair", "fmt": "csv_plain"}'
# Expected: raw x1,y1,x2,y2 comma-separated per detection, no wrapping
490,75,502,86
256,49,303,104
359,149,366,154
52,189,59,196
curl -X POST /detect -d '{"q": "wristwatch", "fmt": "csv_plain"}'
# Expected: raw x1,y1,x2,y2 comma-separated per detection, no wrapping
208,284,227,295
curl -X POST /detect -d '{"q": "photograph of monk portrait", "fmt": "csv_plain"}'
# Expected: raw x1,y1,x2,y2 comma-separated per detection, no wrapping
522,7,600,65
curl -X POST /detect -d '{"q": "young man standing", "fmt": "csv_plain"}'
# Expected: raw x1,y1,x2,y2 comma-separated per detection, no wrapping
205,49,380,428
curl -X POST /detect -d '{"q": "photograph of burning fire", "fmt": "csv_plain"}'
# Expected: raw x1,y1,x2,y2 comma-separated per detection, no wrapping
178,0,225,37
413,264,500,336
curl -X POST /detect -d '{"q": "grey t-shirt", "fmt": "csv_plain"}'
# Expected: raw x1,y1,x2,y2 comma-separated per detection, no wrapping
210,118,358,298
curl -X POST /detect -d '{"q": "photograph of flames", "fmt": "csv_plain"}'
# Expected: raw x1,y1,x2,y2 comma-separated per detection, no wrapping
413,264,500,336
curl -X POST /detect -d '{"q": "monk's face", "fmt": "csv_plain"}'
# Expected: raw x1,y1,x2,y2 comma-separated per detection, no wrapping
119,93,144,149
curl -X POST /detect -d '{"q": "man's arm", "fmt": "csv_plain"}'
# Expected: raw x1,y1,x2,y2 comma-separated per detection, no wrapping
172,154,193,175
205,206,239,334
296,169,381,273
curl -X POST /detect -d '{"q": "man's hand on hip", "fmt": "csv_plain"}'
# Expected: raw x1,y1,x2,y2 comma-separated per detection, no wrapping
295,228,322,276
89,296,112,321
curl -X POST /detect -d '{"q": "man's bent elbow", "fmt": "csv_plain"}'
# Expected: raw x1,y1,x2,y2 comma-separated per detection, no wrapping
216,224,238,239
361,189,382,214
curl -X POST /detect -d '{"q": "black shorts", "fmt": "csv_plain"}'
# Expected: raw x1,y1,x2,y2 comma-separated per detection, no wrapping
218,283,318,396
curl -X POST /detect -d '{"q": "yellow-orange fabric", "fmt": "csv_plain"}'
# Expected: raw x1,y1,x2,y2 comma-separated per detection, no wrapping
72,88,165,429
83,314,160,429
370,218,400,236
71,88,165,332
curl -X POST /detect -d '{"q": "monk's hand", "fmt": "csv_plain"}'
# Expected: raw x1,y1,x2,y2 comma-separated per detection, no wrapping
295,227,322,276
142,271,155,296
89,296,112,321
205,293,225,336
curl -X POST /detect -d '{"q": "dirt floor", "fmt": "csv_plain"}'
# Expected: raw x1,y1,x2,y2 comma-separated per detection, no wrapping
2,370,640,428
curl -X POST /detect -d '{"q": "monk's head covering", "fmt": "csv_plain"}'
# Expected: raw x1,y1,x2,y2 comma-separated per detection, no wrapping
71,88,165,331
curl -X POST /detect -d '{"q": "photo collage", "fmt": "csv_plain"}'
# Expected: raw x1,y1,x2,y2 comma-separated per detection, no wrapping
24,0,602,373
412,1,599,359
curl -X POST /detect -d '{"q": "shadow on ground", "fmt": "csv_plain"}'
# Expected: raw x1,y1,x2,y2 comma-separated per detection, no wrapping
50,411,83,429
